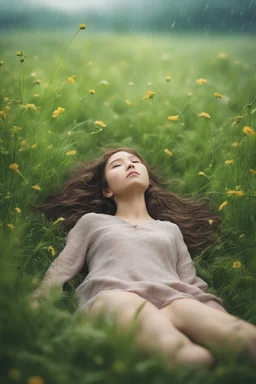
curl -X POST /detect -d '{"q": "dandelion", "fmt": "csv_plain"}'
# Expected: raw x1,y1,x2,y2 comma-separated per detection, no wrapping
34,94,40,97
27,103,37,110
48,246,56,256
27,376,45,384
32,185,41,191
225,159,234,164
231,116,243,126
67,131,72,135
79,24,86,29
196,78,207,84
143,91,155,100
199,171,206,176
4,97,9,102
218,201,228,211
95,121,106,128
233,261,241,269
208,219,213,225
89,89,95,94
31,144,38,149
214,93,223,98
15,51,23,56
164,148,173,156
249,168,256,175
66,150,77,156
168,115,179,121
232,142,239,147
15,207,22,213
239,234,245,239
0,110,7,119
7,224,15,230
166,76,172,82
68,74,76,84
9,163,20,174
125,100,132,106
13,126,22,132
198,112,211,119
243,126,254,136
52,107,65,118
226,190,244,197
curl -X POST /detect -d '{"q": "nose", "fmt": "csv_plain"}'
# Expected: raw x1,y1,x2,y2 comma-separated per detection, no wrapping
126,161,135,171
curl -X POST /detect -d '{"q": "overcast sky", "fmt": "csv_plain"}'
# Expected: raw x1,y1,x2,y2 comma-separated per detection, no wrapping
26,0,119,11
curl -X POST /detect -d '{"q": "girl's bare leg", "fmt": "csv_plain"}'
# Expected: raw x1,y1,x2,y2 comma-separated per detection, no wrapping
160,298,256,362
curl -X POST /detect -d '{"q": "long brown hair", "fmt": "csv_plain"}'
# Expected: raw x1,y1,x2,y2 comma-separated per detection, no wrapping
29,146,223,256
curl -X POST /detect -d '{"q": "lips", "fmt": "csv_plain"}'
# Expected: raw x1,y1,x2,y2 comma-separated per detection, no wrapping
127,171,139,177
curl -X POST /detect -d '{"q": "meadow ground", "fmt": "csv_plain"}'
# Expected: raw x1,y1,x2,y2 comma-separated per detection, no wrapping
0,28,256,383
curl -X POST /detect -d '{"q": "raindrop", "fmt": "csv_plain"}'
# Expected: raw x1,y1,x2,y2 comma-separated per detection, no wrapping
171,22,176,28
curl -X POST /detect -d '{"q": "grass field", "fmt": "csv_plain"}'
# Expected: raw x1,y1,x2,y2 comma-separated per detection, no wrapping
1,27,256,383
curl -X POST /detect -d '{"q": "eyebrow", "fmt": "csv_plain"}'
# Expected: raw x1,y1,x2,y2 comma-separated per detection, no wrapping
109,155,138,166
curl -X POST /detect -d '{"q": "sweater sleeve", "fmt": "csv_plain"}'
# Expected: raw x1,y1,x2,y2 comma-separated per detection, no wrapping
174,224,225,307
37,214,90,291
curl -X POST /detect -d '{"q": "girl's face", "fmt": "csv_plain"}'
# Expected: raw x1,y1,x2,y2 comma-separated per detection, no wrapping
104,151,150,199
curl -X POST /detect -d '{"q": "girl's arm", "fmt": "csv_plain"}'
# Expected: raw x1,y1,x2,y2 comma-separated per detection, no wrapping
31,214,91,303
174,224,227,312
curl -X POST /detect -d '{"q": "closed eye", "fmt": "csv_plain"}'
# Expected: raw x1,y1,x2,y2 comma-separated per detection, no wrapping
113,161,139,168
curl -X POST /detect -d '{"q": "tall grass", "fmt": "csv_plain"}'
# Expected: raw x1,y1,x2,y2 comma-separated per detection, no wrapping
0,28,256,383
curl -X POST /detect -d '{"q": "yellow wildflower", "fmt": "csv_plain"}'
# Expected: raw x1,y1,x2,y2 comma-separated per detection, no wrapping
208,219,213,225
27,376,44,384
225,159,234,164
199,171,205,176
196,78,207,85
15,51,23,56
214,93,223,98
7,224,15,230
9,163,20,174
15,207,21,213
166,76,172,82
168,115,179,121
125,100,132,106
66,150,77,156
79,24,86,29
0,110,7,119
232,142,239,147
34,94,40,97
143,91,155,100
4,97,9,102
68,76,75,84
249,168,256,175
239,234,245,239
48,246,55,256
27,103,36,109
187,91,193,96
31,144,37,149
198,112,211,119
233,261,241,269
218,201,228,211
231,116,243,126
89,89,95,94
226,190,244,196
87,61,93,67
128,82,134,86
95,121,106,127
164,148,173,156
67,131,72,135
33,79,41,84
48,144,53,149
243,126,254,136
32,185,41,191
13,126,22,132
52,107,65,118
